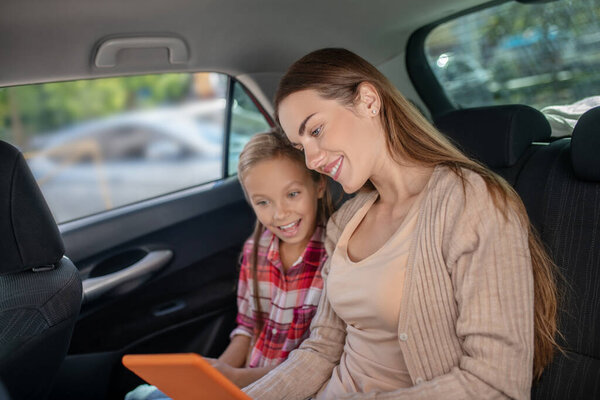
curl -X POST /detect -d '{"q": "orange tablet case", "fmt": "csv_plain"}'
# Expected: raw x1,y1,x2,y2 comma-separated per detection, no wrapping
122,353,251,400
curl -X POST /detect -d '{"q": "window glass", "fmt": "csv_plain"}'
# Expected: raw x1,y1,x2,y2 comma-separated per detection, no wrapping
0,72,228,223
425,0,600,113
228,82,272,175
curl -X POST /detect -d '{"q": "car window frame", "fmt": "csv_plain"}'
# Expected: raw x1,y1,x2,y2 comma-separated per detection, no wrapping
223,78,276,178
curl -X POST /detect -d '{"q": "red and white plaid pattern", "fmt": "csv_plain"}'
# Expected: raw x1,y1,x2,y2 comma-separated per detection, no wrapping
230,226,326,368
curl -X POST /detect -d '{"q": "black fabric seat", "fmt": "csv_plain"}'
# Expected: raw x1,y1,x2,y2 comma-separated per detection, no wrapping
0,141,82,400
434,104,551,185
516,107,600,399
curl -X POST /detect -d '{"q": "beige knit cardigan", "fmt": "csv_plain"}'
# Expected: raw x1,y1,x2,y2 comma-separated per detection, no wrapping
244,166,534,400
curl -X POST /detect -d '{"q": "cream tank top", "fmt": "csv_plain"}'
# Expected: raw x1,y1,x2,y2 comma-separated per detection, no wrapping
316,192,422,398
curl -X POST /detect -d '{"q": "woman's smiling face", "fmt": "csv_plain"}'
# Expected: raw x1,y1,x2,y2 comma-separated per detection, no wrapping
278,87,383,194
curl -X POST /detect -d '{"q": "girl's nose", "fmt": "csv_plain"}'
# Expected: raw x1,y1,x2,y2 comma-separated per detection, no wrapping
273,205,290,221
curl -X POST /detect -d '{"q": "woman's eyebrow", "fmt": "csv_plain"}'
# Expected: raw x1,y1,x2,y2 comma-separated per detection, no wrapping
298,113,317,136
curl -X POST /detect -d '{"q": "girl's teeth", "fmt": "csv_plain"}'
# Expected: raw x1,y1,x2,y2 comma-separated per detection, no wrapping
280,220,298,230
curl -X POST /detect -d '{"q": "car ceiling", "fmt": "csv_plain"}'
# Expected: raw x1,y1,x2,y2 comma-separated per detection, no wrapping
0,0,491,81
0,0,492,114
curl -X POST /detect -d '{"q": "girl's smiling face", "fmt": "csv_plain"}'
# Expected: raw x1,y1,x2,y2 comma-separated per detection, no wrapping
242,155,325,247
277,87,384,194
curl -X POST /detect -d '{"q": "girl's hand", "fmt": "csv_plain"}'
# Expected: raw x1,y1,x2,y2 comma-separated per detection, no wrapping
205,357,277,388
205,357,242,385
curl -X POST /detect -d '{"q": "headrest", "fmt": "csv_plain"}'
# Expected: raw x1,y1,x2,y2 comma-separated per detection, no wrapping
0,141,64,275
571,106,600,181
435,105,551,168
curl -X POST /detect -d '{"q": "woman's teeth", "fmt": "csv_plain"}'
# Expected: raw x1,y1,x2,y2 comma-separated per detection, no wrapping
329,157,342,178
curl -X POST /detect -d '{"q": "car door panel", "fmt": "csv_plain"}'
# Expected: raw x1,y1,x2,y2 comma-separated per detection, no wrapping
48,177,255,399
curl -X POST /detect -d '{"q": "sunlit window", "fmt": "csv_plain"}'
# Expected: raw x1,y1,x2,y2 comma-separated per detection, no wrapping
425,0,600,120
0,73,228,222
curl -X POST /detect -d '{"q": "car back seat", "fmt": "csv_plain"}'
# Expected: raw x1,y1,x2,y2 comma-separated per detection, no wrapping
516,106,600,399
434,105,551,185
0,141,82,400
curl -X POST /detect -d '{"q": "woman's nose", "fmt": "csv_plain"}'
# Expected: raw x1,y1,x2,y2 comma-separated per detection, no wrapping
304,142,325,170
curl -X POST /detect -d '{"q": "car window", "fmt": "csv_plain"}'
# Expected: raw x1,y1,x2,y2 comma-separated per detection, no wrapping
424,0,600,113
228,81,272,176
0,72,231,223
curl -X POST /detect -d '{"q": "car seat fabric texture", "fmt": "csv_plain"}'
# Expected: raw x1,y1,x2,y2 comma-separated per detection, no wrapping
517,107,600,399
0,140,82,400
434,104,551,185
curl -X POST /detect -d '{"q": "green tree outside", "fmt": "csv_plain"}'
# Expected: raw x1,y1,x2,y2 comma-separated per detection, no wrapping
0,73,192,147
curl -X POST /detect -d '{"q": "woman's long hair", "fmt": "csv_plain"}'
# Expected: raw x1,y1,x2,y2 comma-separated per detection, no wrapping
237,130,333,337
274,48,560,380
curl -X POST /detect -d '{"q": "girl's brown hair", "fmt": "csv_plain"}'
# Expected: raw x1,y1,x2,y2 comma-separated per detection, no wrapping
274,48,559,380
237,130,333,336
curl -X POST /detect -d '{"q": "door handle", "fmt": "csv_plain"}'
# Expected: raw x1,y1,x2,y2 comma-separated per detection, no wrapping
82,249,173,304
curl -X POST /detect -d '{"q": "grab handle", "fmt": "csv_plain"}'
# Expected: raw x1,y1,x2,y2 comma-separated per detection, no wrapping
95,37,189,67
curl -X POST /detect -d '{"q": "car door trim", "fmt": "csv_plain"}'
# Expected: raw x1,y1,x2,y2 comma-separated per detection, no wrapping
59,177,246,261
82,249,173,304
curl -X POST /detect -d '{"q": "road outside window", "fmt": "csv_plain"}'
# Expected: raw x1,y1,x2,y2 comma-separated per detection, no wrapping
0,73,229,223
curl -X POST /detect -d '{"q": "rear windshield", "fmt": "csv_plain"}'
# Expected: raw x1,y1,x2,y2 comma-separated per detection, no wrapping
425,0,600,135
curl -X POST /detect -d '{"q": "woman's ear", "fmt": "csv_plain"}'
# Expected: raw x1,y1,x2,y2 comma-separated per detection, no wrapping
357,82,381,117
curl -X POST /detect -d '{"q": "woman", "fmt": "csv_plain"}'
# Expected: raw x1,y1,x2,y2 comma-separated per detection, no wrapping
243,48,559,400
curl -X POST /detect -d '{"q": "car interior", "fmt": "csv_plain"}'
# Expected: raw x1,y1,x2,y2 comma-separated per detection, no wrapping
0,0,598,399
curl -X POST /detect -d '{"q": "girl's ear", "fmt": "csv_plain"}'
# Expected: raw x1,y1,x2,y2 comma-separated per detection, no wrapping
316,176,327,199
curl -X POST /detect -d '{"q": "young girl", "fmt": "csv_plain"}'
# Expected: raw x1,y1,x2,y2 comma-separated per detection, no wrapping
126,130,333,399
207,130,333,387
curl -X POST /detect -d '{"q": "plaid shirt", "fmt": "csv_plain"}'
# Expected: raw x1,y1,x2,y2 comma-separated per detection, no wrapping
230,226,326,368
